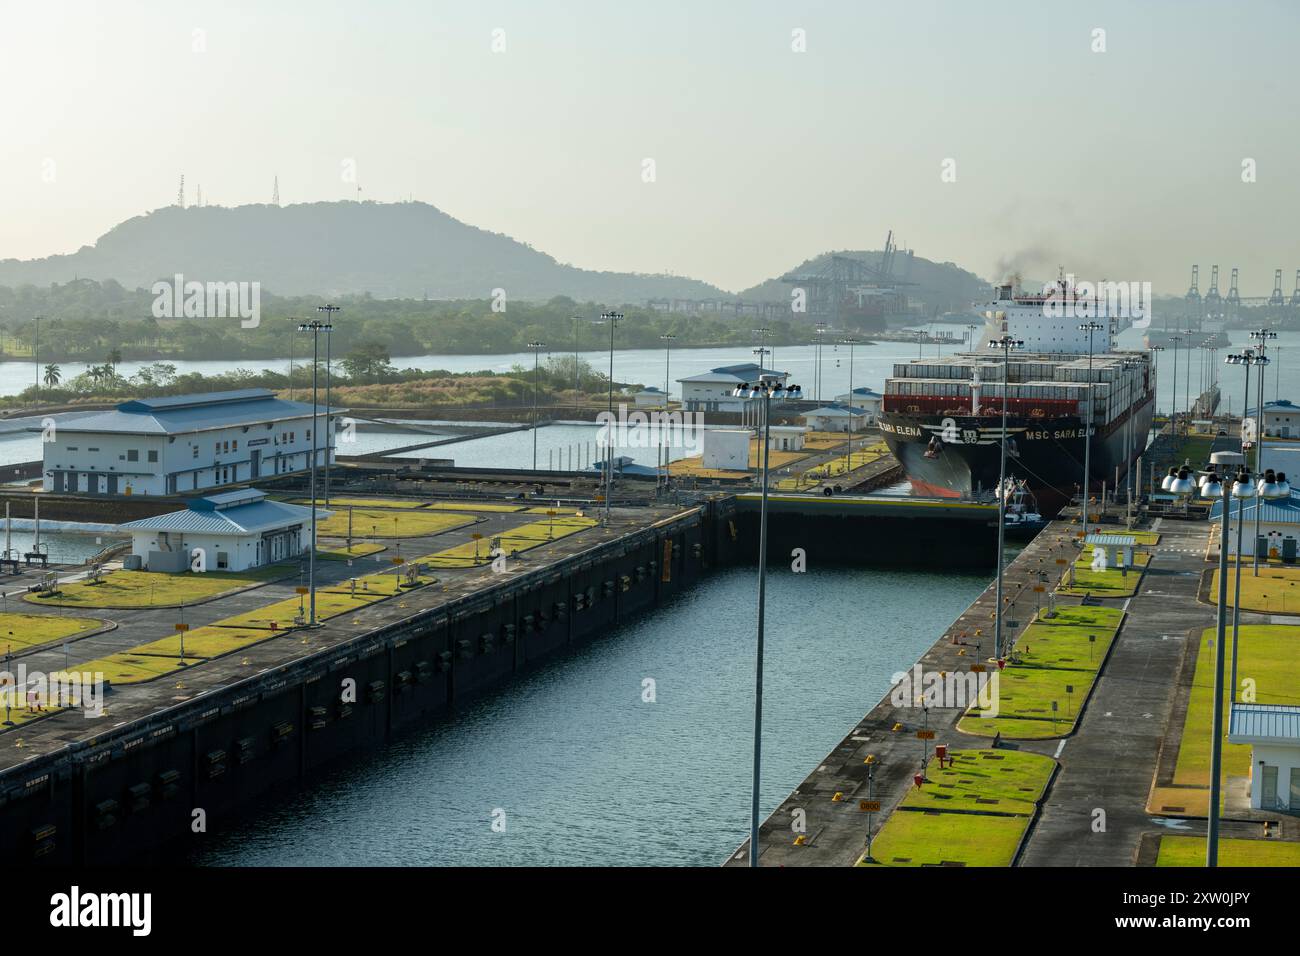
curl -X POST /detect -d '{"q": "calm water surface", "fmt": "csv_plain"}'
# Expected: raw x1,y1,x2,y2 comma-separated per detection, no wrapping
191,563,991,866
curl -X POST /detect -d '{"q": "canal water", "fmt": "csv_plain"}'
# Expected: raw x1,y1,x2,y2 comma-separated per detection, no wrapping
0,325,1291,423
189,562,992,866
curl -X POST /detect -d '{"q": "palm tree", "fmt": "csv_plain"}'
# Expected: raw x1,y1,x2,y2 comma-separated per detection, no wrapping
88,365,105,385
42,364,60,388
106,348,122,373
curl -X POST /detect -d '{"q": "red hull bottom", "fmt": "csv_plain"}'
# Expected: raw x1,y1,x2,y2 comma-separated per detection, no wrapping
907,477,964,499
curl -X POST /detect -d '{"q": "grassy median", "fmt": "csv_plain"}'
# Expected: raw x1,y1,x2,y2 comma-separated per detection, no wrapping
958,605,1123,740
860,749,1055,867
24,566,287,609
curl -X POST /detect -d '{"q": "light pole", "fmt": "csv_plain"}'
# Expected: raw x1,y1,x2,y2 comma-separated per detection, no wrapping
1170,334,1182,433
814,322,828,402
595,311,622,525
1078,321,1104,533
1198,466,1230,867
528,341,546,471
1123,358,1144,518
840,337,859,455
571,316,582,394
752,327,772,370
32,315,41,406
966,323,979,352
659,333,676,488
288,318,296,402
317,304,340,509
296,319,331,627
730,373,802,867
1248,329,1277,576
989,335,1023,662
1226,350,1260,688
1182,327,1197,433
1147,345,1164,416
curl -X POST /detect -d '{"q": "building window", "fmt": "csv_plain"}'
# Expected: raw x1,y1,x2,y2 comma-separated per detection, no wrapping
193,446,199,459
127,449,139,462
148,450,158,463
232,439,238,451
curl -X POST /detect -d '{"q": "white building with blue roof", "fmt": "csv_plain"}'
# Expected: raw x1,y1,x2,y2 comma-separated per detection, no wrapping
677,363,788,412
117,488,325,572
1228,703,1300,811
37,388,345,496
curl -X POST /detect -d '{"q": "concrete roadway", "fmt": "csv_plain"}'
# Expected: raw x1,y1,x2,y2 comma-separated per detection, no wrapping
1017,517,1215,865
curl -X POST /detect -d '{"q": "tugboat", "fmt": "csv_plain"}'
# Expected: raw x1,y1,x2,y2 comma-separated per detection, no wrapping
998,476,1047,540
879,273,1156,515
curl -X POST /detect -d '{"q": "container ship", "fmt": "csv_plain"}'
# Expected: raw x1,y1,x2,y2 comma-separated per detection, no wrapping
878,276,1157,513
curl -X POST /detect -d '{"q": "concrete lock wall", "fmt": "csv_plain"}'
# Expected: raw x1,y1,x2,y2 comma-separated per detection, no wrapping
0,508,709,864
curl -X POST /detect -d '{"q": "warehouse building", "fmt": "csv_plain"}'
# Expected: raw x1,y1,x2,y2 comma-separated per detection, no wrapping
37,388,344,496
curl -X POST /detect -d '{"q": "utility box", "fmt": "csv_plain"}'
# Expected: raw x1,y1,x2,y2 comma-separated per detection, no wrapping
701,429,752,472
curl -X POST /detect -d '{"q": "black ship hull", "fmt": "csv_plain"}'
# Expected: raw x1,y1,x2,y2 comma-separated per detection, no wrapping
879,393,1155,515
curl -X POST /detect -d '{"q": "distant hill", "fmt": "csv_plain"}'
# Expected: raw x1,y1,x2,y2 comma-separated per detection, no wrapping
0,200,729,302
738,250,991,315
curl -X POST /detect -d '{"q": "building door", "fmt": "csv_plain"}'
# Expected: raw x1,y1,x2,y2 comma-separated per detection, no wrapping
1285,538,1297,564
106,475,118,495
1290,767,1300,811
1262,764,1280,809
1257,536,1268,559
250,449,260,479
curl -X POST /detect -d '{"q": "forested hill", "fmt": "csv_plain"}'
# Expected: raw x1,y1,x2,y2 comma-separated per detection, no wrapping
738,250,990,315
0,200,729,302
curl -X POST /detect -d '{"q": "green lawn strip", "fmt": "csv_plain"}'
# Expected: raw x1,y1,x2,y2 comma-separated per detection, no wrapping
1058,552,1149,597
23,566,288,609
1015,623,1115,671
1157,835,1300,867
955,715,1070,739
860,749,1054,867
1037,605,1125,629
124,626,277,660
861,811,1030,867
286,497,527,514
1207,566,1300,615
418,515,596,568
1171,625,1300,788
289,496,429,509
315,508,476,539
70,651,204,685
897,750,1053,816
215,584,398,631
0,612,106,653
960,608,1122,739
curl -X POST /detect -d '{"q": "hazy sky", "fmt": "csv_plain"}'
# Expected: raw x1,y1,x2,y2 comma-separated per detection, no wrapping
2,0,1298,295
